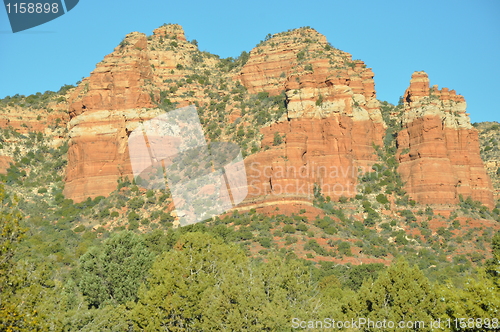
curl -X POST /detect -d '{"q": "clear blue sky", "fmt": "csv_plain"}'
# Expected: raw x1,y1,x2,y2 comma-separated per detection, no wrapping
0,0,499,123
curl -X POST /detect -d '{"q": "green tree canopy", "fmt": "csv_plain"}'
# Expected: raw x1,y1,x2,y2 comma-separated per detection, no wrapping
0,183,40,331
78,231,154,308
131,232,320,331
343,258,441,331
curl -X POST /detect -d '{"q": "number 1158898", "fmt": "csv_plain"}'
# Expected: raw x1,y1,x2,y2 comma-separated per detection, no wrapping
5,3,59,14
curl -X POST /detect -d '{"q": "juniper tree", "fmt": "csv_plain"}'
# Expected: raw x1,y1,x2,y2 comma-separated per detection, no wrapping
78,231,154,308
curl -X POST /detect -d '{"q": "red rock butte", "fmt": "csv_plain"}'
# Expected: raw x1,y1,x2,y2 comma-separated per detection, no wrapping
240,28,385,208
397,71,494,209
59,25,493,211
64,25,195,202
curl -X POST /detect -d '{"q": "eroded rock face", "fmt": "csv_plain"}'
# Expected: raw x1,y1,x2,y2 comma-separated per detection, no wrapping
152,24,187,41
241,31,385,204
65,32,159,202
244,116,383,205
238,28,327,96
397,71,494,208
64,25,215,202
68,32,156,116
63,25,493,214
63,108,166,202
238,28,384,205
238,27,377,103
64,25,386,204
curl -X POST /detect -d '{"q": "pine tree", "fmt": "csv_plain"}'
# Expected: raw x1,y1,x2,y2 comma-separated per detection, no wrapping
440,232,500,327
438,269,500,328
131,232,249,331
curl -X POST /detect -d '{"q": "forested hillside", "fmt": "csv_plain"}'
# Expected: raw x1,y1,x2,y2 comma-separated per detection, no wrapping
0,109,499,331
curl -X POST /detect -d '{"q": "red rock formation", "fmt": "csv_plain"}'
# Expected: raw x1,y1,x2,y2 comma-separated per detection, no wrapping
244,115,384,205
64,31,159,202
397,71,494,208
68,32,155,116
152,24,187,41
239,32,385,206
64,25,386,205
64,25,205,202
238,27,376,100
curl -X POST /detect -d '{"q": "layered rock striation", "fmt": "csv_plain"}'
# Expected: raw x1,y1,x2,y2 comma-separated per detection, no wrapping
396,71,494,208
240,29,385,205
62,25,494,213
64,25,387,203
64,24,220,202
65,32,158,202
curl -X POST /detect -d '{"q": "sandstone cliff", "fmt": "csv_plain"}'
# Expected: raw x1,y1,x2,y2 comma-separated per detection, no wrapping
240,28,385,206
396,71,494,208
64,25,212,202
61,25,494,214
64,25,387,203
65,30,155,202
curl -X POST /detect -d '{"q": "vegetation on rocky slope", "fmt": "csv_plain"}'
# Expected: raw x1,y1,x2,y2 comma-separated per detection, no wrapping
0,115,499,330
1,24,499,330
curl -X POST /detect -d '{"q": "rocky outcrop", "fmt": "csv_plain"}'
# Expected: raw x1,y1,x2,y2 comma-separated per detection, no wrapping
241,30,385,205
68,32,156,116
64,25,387,203
0,96,69,137
397,71,494,208
238,28,327,95
63,108,167,202
238,27,376,101
62,25,493,213
64,25,212,202
244,116,384,205
65,31,158,202
152,24,187,41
